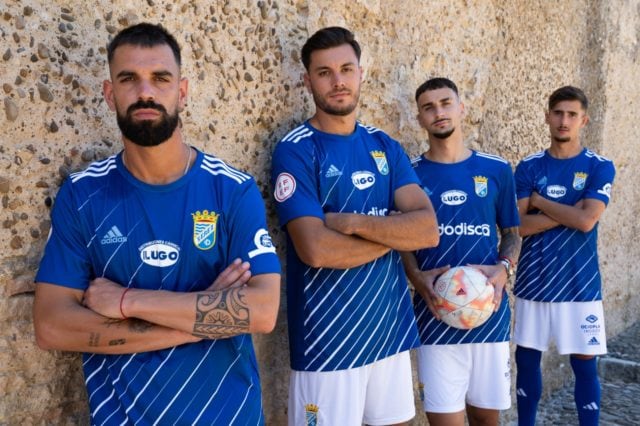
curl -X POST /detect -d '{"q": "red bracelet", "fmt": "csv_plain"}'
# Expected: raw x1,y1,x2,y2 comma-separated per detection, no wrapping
119,288,131,320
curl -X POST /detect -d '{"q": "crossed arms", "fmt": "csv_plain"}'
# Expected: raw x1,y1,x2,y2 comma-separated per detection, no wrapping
33,260,280,354
518,191,606,236
286,183,439,269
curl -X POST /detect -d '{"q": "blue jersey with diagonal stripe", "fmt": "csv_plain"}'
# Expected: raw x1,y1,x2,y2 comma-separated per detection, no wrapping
514,148,615,302
36,149,280,425
271,121,421,371
411,151,520,344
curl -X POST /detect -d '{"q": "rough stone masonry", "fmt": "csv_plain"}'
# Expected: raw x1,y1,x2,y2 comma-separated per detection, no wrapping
1,1,639,424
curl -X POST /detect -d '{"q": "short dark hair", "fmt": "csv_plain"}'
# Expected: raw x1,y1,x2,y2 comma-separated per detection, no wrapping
107,23,181,67
415,77,459,103
301,27,361,70
548,86,588,111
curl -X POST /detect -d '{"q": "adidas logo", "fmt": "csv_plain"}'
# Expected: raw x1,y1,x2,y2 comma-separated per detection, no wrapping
516,388,528,397
587,336,600,345
325,164,342,178
582,402,599,411
101,226,127,245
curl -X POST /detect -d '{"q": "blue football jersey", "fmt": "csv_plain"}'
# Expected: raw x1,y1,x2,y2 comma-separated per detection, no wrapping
36,149,280,425
411,151,520,345
514,148,615,302
271,121,421,372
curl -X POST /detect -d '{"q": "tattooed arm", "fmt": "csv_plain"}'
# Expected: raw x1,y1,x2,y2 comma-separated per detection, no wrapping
34,282,199,354
84,271,281,339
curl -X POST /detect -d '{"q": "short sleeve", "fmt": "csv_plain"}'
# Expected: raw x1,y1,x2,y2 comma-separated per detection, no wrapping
514,159,535,200
389,138,420,192
271,139,324,227
35,180,93,290
226,179,281,276
583,158,615,205
496,162,520,229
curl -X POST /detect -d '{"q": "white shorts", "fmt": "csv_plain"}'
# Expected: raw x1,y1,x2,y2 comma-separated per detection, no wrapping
514,298,607,355
416,342,511,413
288,351,415,426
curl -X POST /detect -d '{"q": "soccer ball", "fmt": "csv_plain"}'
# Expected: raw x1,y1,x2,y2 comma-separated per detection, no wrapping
433,266,495,329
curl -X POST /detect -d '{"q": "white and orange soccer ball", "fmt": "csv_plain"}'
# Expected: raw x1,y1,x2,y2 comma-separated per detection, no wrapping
433,266,495,329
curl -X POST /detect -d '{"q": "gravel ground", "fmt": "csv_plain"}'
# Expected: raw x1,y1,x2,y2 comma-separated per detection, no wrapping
534,320,640,425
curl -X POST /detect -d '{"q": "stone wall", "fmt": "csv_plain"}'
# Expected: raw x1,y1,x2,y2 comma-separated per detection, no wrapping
1,0,638,424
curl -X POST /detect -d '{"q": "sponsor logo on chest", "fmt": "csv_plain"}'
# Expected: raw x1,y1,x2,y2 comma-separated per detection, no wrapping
139,240,180,267
441,190,468,206
546,185,566,198
351,170,376,190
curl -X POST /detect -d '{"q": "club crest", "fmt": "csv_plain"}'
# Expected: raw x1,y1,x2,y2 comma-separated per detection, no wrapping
192,210,219,250
573,172,587,190
305,404,319,426
370,150,389,175
473,175,488,197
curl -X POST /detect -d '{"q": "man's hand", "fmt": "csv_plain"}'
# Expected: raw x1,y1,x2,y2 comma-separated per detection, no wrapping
468,264,508,311
410,265,450,320
84,277,127,319
208,258,252,291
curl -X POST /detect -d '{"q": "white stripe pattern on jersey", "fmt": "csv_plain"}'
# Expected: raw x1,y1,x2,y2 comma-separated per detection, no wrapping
313,260,393,370
475,151,508,164
192,352,243,424
281,124,314,143
201,155,250,184
124,347,177,416
521,151,545,163
71,156,118,183
585,149,610,162
359,123,383,134
152,341,218,425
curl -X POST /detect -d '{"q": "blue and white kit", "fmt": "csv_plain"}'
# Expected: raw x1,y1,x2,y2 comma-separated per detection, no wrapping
514,148,615,302
36,149,280,425
271,121,421,372
411,151,520,345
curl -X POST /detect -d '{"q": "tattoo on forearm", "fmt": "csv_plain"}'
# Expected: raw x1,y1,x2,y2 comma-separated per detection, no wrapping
127,319,153,333
500,227,522,263
193,288,250,339
89,332,100,347
108,338,126,346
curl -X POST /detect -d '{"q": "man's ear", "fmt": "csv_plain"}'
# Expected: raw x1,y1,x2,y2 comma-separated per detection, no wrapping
303,73,311,92
103,80,116,112
178,77,189,111
581,114,590,127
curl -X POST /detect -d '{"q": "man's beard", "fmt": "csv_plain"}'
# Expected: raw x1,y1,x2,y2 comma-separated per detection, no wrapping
116,100,180,147
432,128,455,140
312,87,360,116
553,136,571,143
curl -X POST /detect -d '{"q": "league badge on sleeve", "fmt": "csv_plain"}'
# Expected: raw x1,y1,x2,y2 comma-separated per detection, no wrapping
573,172,587,190
370,150,389,175
192,210,219,250
274,172,296,202
473,175,488,197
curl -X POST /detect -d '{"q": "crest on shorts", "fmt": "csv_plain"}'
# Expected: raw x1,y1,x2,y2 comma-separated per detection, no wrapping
473,175,488,197
573,172,587,190
305,403,319,426
370,150,389,175
192,210,219,250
